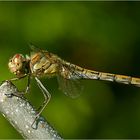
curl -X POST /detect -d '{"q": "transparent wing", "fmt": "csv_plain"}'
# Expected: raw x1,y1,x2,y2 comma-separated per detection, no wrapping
57,75,83,99
29,43,41,51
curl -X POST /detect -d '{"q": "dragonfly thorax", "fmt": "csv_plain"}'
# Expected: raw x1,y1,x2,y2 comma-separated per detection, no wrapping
8,54,30,77
30,51,59,77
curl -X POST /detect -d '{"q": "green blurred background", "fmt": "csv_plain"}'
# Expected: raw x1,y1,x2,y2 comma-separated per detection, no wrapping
0,1,140,139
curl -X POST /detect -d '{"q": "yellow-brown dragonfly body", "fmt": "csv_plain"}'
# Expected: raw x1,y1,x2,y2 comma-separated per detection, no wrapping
8,45,140,128
30,47,140,87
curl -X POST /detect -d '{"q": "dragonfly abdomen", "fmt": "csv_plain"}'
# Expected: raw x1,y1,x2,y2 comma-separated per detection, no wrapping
76,67,140,87
100,73,140,87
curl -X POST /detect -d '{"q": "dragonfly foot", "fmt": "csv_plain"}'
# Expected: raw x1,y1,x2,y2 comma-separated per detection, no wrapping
5,91,24,98
31,115,46,130
1,80,10,85
31,115,40,130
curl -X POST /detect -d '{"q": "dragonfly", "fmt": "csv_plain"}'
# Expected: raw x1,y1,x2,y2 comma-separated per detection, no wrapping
8,45,140,128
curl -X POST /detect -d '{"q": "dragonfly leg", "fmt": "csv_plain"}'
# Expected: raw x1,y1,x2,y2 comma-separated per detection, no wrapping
4,74,29,98
31,77,51,129
10,73,30,95
25,74,31,94
1,74,27,84
9,74,28,81
5,91,25,98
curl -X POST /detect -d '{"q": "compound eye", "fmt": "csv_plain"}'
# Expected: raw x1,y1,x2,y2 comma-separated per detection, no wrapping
10,59,13,63
15,54,25,63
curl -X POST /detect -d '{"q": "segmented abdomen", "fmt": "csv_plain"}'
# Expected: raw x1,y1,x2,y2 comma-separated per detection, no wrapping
65,63,140,87
80,68,140,87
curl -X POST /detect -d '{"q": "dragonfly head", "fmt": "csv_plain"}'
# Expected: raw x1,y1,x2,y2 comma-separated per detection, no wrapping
8,54,29,77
